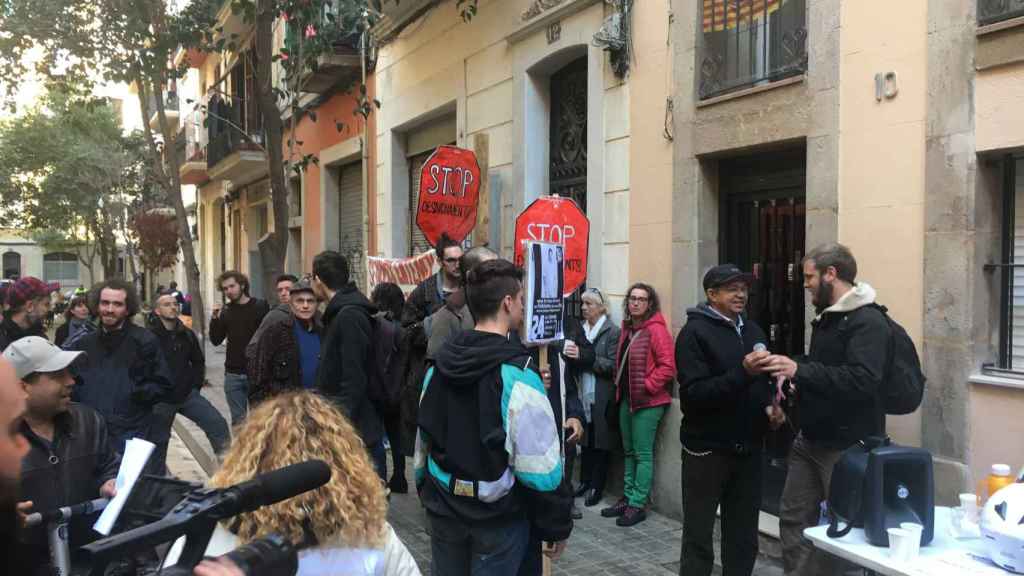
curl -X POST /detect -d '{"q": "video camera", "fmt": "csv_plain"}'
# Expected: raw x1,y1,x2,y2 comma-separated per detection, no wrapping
80,459,331,576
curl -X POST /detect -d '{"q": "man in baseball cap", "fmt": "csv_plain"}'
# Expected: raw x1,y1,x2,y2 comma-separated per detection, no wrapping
0,277,58,351
3,337,119,572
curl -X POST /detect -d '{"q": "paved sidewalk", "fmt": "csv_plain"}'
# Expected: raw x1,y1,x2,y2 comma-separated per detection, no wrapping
167,341,784,576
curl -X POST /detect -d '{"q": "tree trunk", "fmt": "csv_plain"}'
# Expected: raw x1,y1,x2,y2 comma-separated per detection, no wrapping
254,0,290,299
137,77,207,340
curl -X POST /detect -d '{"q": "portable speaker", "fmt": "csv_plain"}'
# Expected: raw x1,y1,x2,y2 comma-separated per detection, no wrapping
862,444,934,547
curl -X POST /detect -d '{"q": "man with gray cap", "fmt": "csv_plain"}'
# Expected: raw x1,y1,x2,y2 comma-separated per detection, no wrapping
246,279,322,404
4,336,120,573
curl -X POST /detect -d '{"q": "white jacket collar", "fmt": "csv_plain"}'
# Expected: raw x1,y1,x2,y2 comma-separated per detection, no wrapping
816,282,877,320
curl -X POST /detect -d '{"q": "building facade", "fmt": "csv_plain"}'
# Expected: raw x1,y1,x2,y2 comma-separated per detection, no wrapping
670,0,1024,532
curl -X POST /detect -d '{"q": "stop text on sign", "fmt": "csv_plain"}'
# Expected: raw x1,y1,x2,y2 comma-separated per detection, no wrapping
424,164,475,198
524,222,576,245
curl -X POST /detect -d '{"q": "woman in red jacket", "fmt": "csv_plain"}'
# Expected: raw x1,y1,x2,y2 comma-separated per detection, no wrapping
601,282,676,527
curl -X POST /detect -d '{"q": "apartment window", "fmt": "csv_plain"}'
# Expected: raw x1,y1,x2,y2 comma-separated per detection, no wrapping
698,0,807,100
978,0,1024,27
43,252,79,285
992,157,1024,373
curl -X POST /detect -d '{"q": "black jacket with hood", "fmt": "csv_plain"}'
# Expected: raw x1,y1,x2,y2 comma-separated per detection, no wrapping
417,330,573,542
796,283,890,449
147,315,205,404
676,303,771,454
317,283,382,447
69,321,175,445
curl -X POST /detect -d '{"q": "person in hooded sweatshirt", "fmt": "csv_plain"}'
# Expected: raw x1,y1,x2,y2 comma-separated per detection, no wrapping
675,265,786,576
762,243,890,576
416,258,573,575
311,251,385,480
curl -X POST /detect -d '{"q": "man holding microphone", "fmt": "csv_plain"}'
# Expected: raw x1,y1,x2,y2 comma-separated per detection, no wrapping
674,265,785,576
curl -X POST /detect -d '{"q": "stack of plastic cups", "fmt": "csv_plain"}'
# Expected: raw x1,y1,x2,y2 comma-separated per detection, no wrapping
888,523,923,562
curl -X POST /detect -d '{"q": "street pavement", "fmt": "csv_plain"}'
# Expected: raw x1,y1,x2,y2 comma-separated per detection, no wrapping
166,341,784,576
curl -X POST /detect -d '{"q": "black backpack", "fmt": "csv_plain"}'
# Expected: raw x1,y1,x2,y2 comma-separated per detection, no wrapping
366,314,405,410
872,304,926,415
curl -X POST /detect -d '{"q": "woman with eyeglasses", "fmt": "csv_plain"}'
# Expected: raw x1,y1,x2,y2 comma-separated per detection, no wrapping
600,283,676,527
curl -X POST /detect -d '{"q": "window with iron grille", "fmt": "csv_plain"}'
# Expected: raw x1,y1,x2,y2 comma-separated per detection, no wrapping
978,0,1024,27
698,0,807,100
990,157,1024,374
43,252,78,285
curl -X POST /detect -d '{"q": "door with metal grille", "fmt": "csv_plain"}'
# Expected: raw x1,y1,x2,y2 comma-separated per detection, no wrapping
338,162,365,289
408,151,434,256
550,56,588,322
721,150,806,516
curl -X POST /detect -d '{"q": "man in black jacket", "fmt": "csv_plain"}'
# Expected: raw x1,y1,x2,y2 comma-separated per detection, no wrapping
148,291,230,467
311,251,384,479
400,234,463,456
416,259,572,575
763,243,890,576
68,280,174,472
676,264,785,576
5,336,119,574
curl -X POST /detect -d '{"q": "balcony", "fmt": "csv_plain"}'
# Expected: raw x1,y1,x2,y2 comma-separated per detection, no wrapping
297,39,363,94
979,0,1024,26
179,109,208,186
148,91,180,131
371,0,438,43
206,92,266,185
698,0,807,100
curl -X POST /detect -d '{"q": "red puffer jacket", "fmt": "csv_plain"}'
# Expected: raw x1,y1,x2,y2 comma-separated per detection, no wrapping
614,312,676,411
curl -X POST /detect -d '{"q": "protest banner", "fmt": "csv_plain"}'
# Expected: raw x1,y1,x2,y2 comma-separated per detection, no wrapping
366,251,437,294
525,241,565,344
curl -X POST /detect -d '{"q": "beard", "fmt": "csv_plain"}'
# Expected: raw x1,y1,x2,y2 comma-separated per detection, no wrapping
813,281,835,315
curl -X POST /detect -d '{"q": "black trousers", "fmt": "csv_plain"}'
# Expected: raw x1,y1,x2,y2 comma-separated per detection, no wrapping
383,405,405,482
579,419,610,494
680,448,762,576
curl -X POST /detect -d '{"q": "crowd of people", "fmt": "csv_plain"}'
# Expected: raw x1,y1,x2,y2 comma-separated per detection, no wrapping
0,240,894,576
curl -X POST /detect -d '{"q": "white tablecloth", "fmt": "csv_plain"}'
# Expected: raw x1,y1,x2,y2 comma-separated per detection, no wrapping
804,507,1009,576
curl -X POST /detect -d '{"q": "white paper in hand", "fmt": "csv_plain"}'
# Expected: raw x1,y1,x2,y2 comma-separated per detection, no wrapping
93,437,155,535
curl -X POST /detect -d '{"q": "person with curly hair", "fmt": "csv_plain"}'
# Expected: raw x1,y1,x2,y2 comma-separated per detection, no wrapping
164,391,421,575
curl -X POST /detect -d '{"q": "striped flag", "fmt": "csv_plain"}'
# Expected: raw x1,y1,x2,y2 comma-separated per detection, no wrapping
703,0,784,33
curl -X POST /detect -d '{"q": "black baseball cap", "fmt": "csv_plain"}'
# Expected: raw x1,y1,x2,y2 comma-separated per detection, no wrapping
703,264,755,291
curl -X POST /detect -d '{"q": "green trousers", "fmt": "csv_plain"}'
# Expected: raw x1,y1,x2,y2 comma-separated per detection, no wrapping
619,401,667,508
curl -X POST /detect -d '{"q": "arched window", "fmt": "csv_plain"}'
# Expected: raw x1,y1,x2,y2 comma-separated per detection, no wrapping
2,251,21,280
43,252,79,285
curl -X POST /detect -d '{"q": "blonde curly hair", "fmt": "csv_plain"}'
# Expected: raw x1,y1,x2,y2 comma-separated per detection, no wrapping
210,391,388,548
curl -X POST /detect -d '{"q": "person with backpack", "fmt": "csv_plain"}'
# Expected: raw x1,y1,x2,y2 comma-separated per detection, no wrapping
763,243,895,576
311,251,386,480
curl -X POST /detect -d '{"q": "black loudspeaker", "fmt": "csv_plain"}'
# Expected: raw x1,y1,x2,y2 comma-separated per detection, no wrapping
862,445,935,547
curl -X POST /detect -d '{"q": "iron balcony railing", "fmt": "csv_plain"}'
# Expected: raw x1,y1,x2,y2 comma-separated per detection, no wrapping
979,0,1024,26
698,0,807,100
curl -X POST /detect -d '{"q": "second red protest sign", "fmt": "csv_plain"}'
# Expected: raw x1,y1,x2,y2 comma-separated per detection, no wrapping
514,196,590,296
416,145,481,245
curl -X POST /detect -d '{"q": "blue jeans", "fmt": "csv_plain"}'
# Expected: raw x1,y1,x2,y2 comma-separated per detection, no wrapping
428,512,530,576
368,441,387,482
223,372,249,427
179,389,231,454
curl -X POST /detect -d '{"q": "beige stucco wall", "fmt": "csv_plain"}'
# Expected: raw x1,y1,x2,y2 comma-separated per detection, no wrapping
976,61,1024,153
373,0,657,312
969,380,1024,491
837,0,927,447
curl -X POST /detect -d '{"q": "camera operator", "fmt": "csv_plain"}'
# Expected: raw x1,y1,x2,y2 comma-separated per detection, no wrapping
4,337,120,574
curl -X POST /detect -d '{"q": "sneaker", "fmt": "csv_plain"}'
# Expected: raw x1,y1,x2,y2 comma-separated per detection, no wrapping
571,504,583,520
616,506,647,527
584,489,603,507
600,497,628,518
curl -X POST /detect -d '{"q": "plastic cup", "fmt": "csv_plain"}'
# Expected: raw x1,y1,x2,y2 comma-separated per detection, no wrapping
888,528,912,561
900,523,924,559
959,493,980,523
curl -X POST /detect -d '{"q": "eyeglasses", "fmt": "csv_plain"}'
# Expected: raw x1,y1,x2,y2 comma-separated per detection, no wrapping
628,296,650,303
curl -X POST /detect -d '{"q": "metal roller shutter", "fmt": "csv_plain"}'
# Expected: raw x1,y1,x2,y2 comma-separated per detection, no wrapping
408,151,434,257
338,162,365,289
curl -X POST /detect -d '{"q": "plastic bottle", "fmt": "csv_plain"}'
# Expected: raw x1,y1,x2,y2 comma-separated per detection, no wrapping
982,464,1016,505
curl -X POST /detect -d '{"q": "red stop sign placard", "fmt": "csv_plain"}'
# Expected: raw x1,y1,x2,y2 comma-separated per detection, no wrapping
514,196,590,296
416,145,481,246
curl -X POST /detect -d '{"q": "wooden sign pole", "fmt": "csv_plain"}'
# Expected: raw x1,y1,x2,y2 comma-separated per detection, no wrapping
537,344,553,576
473,133,490,246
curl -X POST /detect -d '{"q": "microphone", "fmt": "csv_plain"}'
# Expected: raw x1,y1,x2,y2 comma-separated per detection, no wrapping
25,497,109,527
753,343,767,353
219,460,332,518
81,460,331,576
753,343,788,406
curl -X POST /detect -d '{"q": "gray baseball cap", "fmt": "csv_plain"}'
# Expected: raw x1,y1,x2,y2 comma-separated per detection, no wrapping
2,336,85,379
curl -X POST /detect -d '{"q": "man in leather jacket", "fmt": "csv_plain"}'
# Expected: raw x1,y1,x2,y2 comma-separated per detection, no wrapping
4,336,119,574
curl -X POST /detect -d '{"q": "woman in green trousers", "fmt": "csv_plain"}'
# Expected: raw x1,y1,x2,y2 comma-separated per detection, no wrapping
601,282,676,527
